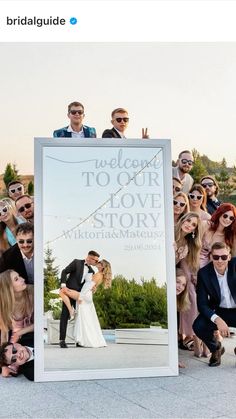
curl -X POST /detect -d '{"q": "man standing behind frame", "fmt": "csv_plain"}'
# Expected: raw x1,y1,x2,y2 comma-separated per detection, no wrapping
59,250,100,348
102,107,149,139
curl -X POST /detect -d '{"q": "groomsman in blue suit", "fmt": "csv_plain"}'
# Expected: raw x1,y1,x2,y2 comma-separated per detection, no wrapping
193,242,236,367
53,101,96,138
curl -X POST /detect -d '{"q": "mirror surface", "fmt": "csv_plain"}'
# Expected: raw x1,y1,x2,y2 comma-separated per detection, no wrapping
35,139,177,380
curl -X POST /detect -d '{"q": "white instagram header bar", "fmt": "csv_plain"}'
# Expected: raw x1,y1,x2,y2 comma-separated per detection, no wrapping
1,0,236,42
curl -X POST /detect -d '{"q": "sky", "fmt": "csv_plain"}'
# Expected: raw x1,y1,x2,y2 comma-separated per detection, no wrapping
42,143,168,282
1,42,236,175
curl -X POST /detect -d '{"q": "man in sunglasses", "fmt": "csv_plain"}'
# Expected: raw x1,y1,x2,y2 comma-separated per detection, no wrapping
15,194,34,224
172,150,194,194
193,242,236,367
53,101,96,138
200,175,222,215
0,332,34,381
7,180,25,201
0,223,34,284
102,108,149,139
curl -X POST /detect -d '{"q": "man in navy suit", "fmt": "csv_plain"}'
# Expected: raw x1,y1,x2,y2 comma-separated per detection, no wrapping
193,242,236,367
53,101,96,138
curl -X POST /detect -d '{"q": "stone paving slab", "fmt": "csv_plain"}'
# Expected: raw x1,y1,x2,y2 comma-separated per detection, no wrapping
1,336,236,418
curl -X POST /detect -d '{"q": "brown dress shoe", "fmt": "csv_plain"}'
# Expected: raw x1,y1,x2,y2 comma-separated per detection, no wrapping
209,342,225,367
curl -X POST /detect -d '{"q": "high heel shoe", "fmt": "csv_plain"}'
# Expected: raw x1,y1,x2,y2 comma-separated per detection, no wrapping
69,308,76,322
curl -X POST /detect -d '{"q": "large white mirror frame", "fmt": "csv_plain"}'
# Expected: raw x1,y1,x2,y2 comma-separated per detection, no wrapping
34,138,178,382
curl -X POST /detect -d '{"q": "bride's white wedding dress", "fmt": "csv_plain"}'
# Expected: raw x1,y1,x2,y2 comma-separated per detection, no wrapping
73,273,107,347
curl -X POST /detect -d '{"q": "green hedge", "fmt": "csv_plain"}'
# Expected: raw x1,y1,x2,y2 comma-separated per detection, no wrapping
93,275,167,329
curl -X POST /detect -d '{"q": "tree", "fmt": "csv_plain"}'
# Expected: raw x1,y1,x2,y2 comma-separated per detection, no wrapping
3,162,20,188
44,247,60,312
190,149,207,183
28,180,34,196
216,169,234,200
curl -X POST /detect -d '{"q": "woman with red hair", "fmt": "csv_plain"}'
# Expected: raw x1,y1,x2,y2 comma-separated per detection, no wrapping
200,203,236,268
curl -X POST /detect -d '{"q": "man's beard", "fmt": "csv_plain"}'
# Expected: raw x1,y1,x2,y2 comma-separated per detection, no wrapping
179,166,191,174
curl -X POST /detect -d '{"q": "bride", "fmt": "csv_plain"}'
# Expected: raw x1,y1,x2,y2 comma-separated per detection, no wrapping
59,259,112,347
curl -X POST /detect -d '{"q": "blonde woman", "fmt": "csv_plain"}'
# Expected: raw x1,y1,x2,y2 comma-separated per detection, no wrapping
175,212,202,350
173,192,190,225
60,260,112,347
0,200,24,256
0,270,34,376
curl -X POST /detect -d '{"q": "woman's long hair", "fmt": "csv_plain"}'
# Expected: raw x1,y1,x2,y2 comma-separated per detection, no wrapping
0,201,18,254
175,212,202,272
189,184,207,212
0,270,33,332
210,203,236,248
176,268,190,312
174,192,190,221
101,260,112,289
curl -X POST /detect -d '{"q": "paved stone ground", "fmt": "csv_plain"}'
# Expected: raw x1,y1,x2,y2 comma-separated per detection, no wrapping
1,337,236,418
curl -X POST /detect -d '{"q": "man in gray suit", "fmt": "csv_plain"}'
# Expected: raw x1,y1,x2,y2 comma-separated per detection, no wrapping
59,250,100,348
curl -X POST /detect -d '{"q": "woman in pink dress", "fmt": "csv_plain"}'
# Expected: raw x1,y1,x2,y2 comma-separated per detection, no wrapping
175,212,202,350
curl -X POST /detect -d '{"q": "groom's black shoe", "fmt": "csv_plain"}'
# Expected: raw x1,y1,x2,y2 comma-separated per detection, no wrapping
209,342,225,367
76,343,83,347
59,340,68,348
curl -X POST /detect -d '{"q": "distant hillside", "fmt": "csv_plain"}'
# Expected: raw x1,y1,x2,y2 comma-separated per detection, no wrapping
0,174,34,196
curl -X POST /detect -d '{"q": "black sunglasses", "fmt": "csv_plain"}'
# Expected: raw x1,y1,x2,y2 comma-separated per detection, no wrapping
115,117,129,123
189,194,203,201
70,110,84,115
18,203,32,213
9,344,18,364
174,186,181,192
201,183,214,188
0,206,8,216
212,254,228,261
173,200,186,207
9,186,23,194
181,159,193,165
18,239,33,244
222,213,235,222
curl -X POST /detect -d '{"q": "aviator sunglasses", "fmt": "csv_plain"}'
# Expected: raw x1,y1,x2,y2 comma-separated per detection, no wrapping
212,254,228,261
70,110,84,115
18,203,32,213
9,345,18,364
201,182,215,188
115,117,129,123
18,239,33,244
222,213,235,222
181,159,194,165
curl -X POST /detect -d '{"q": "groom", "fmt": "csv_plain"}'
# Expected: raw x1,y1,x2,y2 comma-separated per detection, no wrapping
59,250,100,348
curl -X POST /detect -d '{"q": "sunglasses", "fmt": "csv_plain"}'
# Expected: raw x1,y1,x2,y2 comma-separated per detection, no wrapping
189,194,203,201
212,254,228,261
115,117,129,123
70,110,84,115
201,183,214,188
9,345,18,364
0,206,8,216
18,203,32,213
173,200,186,207
173,186,181,192
181,159,194,165
18,239,33,244
9,186,23,194
222,213,235,222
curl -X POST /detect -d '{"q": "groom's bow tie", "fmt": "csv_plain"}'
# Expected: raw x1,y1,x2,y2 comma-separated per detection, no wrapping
84,263,89,267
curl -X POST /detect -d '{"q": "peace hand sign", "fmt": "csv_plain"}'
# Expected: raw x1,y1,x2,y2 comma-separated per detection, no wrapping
142,128,149,139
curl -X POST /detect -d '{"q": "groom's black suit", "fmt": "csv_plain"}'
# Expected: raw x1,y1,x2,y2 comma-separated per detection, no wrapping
59,259,94,341
193,257,236,352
